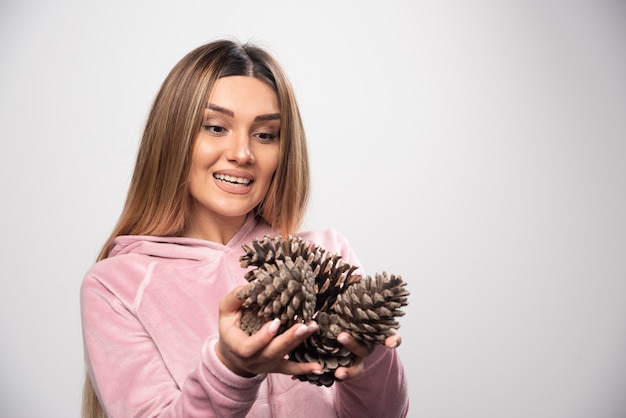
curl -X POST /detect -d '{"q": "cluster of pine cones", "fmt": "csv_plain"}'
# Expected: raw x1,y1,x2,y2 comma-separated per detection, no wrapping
236,235,410,387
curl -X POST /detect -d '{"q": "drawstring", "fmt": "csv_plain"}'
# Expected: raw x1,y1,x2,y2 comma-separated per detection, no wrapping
267,374,274,416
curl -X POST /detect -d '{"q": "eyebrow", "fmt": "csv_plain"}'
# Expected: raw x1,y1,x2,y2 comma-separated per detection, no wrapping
207,104,280,122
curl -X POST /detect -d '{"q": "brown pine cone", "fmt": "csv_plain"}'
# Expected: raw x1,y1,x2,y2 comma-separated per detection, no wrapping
237,256,316,335
240,235,362,313
237,235,410,386
289,311,353,387
333,272,409,348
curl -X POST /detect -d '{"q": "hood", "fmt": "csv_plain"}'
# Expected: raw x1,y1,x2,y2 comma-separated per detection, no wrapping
108,215,268,260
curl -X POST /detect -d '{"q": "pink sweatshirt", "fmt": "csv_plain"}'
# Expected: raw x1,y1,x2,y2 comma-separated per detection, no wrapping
81,216,409,417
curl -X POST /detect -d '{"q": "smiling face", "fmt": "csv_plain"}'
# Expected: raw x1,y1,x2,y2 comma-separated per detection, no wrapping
185,76,281,242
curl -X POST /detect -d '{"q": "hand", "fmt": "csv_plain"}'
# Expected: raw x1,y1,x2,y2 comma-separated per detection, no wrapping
215,286,324,378
333,331,402,381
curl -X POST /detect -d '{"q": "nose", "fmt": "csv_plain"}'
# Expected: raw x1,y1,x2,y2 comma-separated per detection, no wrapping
226,132,255,165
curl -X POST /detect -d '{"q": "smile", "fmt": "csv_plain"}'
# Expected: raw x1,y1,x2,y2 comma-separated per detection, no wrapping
214,173,252,186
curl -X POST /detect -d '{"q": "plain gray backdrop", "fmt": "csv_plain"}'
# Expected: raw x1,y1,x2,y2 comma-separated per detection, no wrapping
1,0,625,417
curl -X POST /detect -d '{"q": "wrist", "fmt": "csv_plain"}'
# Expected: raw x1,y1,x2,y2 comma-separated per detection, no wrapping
215,340,257,378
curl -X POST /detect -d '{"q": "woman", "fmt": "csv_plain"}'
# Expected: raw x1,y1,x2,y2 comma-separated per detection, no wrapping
81,39,409,417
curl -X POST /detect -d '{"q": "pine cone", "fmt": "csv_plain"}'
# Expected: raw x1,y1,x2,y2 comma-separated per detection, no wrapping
237,235,410,386
289,311,353,386
333,272,409,348
291,273,409,386
237,256,316,335
240,235,361,313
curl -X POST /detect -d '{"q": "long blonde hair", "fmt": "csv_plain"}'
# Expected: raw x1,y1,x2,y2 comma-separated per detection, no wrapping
82,39,310,417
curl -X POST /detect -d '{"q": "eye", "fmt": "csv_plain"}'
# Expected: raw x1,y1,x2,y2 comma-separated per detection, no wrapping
203,125,227,135
255,132,279,143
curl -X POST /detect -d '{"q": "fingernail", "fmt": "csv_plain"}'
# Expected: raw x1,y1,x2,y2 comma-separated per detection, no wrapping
337,334,349,345
294,324,309,338
268,318,281,335
388,341,398,349
336,372,347,380
312,369,324,375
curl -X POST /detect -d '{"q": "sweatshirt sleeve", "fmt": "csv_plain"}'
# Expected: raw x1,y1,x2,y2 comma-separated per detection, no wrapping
324,229,410,417
335,345,409,418
81,274,264,418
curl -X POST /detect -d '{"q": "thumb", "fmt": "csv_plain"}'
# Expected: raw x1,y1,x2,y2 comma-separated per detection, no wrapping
220,285,246,315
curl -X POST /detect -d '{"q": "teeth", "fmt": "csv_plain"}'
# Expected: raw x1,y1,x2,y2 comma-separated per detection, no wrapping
214,173,251,185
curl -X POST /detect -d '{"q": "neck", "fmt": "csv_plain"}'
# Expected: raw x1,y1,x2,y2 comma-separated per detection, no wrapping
184,213,250,245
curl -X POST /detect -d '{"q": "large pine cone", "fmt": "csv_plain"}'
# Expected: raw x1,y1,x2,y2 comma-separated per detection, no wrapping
237,235,410,387
237,256,317,335
333,272,409,347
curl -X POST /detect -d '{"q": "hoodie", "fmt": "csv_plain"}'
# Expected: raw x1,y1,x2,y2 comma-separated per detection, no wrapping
80,216,409,417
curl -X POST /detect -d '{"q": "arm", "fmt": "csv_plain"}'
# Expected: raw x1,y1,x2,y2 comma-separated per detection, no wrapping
322,230,410,417
82,277,323,417
334,336,409,418
81,275,264,418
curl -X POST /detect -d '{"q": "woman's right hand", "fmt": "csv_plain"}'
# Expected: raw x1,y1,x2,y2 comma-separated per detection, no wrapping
215,286,323,378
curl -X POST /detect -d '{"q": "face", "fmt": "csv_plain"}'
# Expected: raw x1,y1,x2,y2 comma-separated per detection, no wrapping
187,76,280,235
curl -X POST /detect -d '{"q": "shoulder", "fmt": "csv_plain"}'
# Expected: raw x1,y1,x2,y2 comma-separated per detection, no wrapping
297,227,349,252
242,219,352,256
80,252,156,308
296,227,362,268
81,236,212,306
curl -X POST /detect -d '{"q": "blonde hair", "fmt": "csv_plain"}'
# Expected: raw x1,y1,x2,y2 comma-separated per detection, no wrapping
82,39,310,417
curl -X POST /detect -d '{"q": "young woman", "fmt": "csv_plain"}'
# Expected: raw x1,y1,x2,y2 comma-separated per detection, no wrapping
80,39,409,417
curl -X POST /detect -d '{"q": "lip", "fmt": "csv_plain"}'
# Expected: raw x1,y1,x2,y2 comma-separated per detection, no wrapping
213,170,254,195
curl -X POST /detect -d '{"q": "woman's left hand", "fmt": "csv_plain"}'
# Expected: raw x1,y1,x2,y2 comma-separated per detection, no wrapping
333,332,402,381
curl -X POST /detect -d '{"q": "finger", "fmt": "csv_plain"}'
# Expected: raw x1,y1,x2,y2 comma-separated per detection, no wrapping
385,332,402,349
334,355,364,381
234,318,282,357
336,332,372,358
228,321,323,376
219,286,246,315
215,318,283,376
276,358,324,377
260,321,319,358
235,319,318,359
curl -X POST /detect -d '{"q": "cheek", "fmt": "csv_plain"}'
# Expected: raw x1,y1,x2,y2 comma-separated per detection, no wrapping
257,146,280,180
188,162,207,186
191,138,221,169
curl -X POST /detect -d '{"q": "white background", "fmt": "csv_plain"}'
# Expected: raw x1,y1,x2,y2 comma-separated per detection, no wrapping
1,0,625,417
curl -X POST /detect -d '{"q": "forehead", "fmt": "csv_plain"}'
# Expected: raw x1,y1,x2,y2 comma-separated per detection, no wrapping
208,76,279,115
